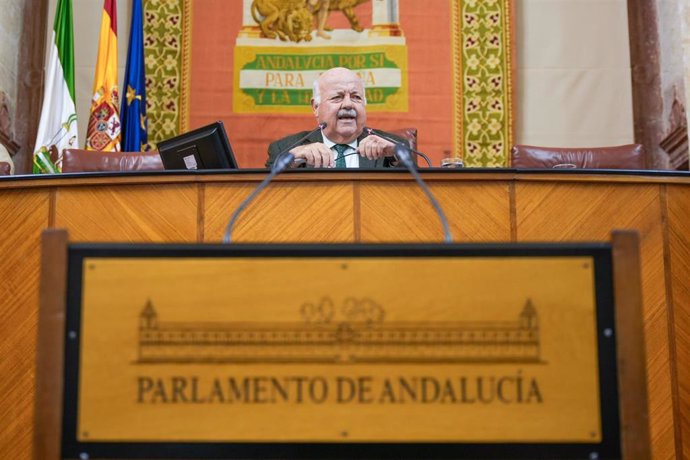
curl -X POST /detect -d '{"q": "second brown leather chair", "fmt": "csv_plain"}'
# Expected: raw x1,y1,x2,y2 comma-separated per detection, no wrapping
61,149,164,173
511,144,646,169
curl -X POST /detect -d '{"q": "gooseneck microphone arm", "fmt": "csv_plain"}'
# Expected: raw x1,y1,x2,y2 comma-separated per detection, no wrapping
394,144,454,243
366,128,433,168
222,123,326,244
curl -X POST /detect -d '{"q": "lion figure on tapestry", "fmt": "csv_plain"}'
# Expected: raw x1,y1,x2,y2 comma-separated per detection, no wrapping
251,0,314,43
251,0,369,43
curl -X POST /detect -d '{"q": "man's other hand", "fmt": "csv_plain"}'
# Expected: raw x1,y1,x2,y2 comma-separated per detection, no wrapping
357,135,395,160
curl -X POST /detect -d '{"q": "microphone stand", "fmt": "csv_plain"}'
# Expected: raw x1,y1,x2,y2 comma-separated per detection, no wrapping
222,123,326,243
367,128,433,168
394,144,454,243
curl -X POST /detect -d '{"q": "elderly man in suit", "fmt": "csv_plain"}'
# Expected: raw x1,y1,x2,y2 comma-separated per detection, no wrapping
266,67,405,169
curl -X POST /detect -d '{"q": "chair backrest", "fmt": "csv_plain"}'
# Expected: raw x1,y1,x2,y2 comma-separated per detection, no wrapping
511,144,646,169
0,161,10,175
61,149,164,173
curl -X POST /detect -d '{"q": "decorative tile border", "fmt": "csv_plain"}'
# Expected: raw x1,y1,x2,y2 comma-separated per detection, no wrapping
143,0,191,147
453,0,514,167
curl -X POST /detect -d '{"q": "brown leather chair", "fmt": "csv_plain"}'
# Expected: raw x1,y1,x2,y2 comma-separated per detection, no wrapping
61,149,164,173
0,161,10,175
510,144,646,169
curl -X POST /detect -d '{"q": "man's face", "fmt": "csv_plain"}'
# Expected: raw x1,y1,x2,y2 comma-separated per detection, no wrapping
312,70,367,144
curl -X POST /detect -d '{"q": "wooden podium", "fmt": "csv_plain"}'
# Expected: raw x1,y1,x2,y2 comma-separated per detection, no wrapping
34,228,649,459
0,169,685,458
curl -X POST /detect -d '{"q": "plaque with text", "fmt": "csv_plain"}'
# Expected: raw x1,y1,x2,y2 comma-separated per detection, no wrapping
62,243,620,459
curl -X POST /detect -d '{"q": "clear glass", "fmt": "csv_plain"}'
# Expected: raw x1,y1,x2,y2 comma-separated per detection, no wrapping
441,157,464,168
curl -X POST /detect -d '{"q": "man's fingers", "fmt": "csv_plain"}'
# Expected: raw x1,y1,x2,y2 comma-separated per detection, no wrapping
357,139,371,159
358,136,392,160
312,150,322,168
292,143,334,168
317,146,333,168
365,142,377,160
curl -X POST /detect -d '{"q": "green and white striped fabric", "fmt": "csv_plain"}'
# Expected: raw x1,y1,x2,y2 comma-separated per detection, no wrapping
33,0,78,174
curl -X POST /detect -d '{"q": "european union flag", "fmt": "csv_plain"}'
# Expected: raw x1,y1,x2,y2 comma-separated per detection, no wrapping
120,0,147,151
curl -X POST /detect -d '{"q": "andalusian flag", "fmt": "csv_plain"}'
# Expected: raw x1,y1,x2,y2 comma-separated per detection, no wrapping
33,0,78,174
85,0,121,151
121,0,147,151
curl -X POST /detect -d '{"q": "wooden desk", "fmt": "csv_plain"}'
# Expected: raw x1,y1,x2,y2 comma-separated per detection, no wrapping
0,169,687,459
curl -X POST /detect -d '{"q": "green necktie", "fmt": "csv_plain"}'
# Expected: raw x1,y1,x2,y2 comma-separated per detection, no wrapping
333,144,349,169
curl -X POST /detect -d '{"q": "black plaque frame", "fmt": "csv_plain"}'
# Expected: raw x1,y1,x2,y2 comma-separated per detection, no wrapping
60,242,621,460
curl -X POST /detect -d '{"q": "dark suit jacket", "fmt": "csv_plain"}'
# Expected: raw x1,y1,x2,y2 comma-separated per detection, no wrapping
266,129,409,168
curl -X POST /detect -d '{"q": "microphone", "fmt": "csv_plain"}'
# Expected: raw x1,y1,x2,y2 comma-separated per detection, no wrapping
394,143,453,243
222,123,326,243
366,128,433,168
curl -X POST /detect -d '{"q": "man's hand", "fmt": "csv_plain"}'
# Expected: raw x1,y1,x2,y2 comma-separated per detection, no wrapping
290,143,335,168
357,134,395,160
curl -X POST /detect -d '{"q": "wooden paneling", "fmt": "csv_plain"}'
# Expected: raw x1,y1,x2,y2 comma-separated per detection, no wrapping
204,182,356,243
34,230,69,460
612,231,652,459
666,185,690,460
55,185,198,242
515,182,674,459
359,182,511,242
0,189,50,460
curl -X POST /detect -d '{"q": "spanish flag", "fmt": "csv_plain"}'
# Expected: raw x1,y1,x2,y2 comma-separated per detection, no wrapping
85,0,121,151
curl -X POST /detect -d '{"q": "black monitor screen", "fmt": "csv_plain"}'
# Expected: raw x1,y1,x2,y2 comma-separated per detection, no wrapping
157,121,238,170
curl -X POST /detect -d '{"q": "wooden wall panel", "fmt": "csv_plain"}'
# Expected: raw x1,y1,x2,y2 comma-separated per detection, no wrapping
666,185,690,460
359,182,511,242
0,189,49,460
515,182,675,459
204,182,355,243
54,185,198,242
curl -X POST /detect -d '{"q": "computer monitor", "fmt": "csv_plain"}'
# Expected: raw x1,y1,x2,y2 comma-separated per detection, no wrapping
157,121,238,170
